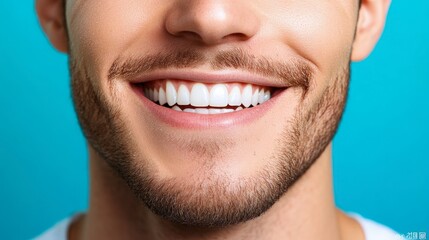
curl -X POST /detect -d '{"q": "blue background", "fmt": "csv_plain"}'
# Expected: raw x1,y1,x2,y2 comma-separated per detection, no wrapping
0,1,427,239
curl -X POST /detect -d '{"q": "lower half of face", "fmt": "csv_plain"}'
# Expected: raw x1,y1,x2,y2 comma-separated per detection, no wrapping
71,55,349,227
67,0,356,228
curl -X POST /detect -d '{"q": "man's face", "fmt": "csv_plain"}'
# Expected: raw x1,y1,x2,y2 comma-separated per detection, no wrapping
67,0,357,227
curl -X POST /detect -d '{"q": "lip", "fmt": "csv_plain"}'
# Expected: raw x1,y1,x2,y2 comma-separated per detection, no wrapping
130,83,288,129
128,69,291,88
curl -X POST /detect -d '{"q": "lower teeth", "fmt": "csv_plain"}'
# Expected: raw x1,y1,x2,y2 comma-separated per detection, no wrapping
171,106,244,114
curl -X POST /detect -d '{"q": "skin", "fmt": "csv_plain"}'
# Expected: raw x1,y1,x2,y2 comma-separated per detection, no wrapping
36,0,391,239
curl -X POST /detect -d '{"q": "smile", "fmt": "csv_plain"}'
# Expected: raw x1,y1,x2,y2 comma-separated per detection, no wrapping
137,80,275,114
130,71,292,128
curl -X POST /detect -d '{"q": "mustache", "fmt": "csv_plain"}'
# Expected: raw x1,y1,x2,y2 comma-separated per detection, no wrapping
107,48,313,91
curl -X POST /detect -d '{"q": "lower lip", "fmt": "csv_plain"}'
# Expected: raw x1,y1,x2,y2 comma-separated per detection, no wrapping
131,84,287,129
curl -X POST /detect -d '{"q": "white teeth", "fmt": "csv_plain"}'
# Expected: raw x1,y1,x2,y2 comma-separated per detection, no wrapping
153,89,159,102
241,84,253,108
258,89,265,104
210,84,228,107
149,90,152,100
150,89,154,101
222,109,234,113
190,83,210,107
172,105,182,111
183,108,239,114
184,108,196,113
263,90,271,103
195,108,209,114
194,108,233,114
166,81,177,106
159,88,167,105
144,81,273,114
228,86,241,106
251,89,259,107
209,108,222,114
177,84,190,105
144,88,149,98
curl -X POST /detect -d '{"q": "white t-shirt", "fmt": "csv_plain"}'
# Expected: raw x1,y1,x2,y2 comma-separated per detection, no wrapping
34,213,403,240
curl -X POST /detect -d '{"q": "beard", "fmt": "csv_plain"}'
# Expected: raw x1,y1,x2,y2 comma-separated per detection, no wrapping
70,49,349,228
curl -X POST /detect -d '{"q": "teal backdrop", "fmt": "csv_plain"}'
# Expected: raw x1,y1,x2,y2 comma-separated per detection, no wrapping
0,1,428,239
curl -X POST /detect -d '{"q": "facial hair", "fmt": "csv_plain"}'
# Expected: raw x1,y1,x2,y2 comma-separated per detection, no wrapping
70,49,349,227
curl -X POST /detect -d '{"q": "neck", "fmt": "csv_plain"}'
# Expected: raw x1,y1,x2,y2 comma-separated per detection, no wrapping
72,143,357,240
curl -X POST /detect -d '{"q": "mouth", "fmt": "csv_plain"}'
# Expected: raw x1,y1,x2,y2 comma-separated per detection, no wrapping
129,71,292,128
133,79,283,114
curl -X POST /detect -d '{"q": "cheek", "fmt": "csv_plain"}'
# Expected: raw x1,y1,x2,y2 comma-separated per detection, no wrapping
66,1,168,75
263,1,356,105
267,1,356,73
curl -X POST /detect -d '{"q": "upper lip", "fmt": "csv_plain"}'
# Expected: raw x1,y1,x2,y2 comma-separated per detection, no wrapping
128,69,291,88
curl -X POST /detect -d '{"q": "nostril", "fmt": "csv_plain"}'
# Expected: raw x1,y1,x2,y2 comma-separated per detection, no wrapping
174,31,203,42
222,33,250,42
172,31,250,45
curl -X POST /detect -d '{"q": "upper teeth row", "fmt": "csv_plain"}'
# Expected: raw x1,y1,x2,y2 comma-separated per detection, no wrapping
144,81,271,108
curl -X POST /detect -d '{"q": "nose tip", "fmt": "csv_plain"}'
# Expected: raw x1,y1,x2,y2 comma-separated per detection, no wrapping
165,1,260,45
